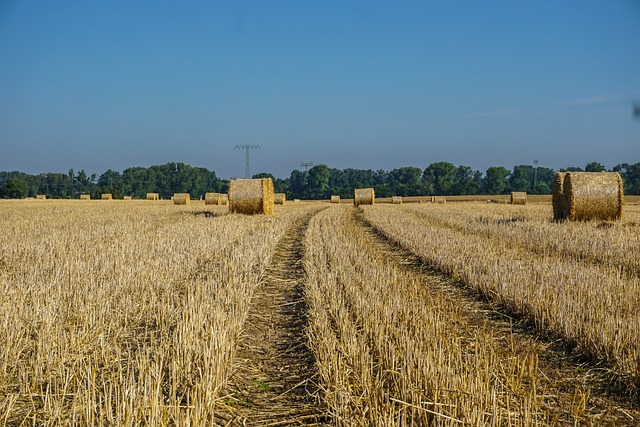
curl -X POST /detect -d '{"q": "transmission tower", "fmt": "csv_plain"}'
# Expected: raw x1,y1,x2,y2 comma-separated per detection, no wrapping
300,161,314,172
235,145,261,178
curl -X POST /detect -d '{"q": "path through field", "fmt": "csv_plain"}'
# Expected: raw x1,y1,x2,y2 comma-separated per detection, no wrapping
222,208,328,425
352,207,640,425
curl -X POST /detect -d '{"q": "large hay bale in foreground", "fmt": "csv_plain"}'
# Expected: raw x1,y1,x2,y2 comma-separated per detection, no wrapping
331,195,340,204
205,192,220,205
101,193,113,200
354,188,375,206
146,193,159,201
563,172,623,221
552,172,567,221
510,192,527,205
36,195,46,200
274,193,286,205
173,193,191,205
80,194,90,200
229,178,274,215
392,196,403,204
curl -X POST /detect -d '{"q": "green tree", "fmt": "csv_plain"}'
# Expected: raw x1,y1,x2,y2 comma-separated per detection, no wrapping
306,164,331,199
585,161,606,172
485,166,509,194
0,178,28,198
452,165,481,195
423,162,457,195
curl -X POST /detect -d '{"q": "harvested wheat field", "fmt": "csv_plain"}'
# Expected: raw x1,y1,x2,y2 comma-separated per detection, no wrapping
0,199,639,425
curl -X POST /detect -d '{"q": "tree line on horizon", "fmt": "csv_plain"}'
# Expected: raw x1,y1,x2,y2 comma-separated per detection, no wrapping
1,161,639,199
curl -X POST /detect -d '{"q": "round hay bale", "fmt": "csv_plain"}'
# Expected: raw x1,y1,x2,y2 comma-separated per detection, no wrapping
220,194,229,205
205,192,220,205
510,192,527,205
146,193,159,201
330,195,341,204
274,193,286,205
433,196,446,204
552,172,566,221
173,193,191,205
392,196,403,204
354,188,375,206
80,194,90,200
563,172,623,221
101,193,113,200
229,178,274,215
123,196,132,200
36,195,46,200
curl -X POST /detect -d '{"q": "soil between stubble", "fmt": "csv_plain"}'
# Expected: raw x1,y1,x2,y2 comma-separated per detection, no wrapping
222,209,329,426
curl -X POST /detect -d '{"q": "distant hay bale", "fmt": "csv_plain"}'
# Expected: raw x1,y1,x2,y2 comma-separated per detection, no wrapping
354,188,375,206
80,194,90,200
433,196,446,204
392,196,403,204
510,192,527,205
274,193,286,205
173,193,191,205
293,199,301,202
331,195,341,204
552,172,567,221
229,178,274,215
563,172,623,221
101,193,113,200
123,196,132,200
146,193,159,201
205,192,220,205
36,195,46,200
220,194,229,205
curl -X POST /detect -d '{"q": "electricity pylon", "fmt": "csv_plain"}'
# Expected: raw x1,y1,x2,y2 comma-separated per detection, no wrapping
235,145,261,178
300,162,314,172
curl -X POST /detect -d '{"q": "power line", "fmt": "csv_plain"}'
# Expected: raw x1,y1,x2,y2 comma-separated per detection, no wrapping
235,145,261,178
300,161,314,172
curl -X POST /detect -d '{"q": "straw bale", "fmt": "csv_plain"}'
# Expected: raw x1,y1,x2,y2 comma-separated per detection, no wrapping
229,178,274,215
510,192,527,205
433,196,446,204
392,196,403,204
552,172,566,221
205,192,220,205
123,196,132,200
146,193,159,201
101,193,113,200
293,199,301,202
354,188,375,206
173,193,191,205
331,195,341,204
563,172,623,221
36,195,46,200
80,194,90,200
274,193,286,205
220,194,229,205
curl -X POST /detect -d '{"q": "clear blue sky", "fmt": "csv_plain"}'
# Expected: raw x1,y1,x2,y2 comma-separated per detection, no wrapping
1,1,639,179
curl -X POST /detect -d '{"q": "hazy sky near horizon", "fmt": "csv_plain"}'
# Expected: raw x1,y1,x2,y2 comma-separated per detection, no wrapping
1,1,639,179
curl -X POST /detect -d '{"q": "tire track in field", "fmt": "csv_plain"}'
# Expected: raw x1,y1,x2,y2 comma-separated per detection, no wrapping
351,207,640,425
221,208,329,426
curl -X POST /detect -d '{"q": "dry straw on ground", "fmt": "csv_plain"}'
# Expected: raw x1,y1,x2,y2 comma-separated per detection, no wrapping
146,193,159,201
173,193,191,205
354,188,375,206
229,178,275,215
274,193,286,205
36,195,46,200
205,192,220,205
331,195,340,204
564,172,624,221
392,196,403,204
80,194,90,200
552,172,566,221
101,194,113,200
510,192,527,205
